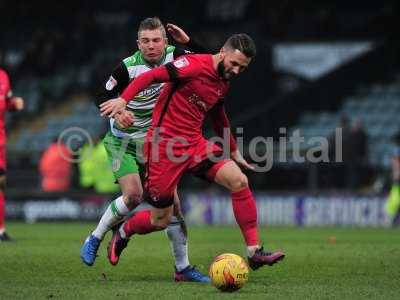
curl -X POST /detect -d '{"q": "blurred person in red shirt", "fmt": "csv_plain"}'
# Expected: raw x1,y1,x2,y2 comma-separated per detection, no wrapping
39,138,72,192
0,67,24,241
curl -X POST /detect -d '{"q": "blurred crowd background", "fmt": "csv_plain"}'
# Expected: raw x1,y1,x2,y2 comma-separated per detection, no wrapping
1,0,399,199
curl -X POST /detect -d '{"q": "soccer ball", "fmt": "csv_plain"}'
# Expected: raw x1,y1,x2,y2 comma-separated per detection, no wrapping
209,253,249,292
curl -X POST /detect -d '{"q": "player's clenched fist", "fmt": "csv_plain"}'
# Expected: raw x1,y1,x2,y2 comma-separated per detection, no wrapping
115,110,134,128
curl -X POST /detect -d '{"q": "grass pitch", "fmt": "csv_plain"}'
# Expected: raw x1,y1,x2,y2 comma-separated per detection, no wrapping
0,223,399,300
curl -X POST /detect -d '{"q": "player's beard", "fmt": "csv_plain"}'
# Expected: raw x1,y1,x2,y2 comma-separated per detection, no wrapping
217,60,231,81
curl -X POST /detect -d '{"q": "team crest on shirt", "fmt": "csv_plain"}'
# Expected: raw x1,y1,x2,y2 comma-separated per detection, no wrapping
173,57,189,68
112,159,121,172
105,76,117,91
188,93,209,112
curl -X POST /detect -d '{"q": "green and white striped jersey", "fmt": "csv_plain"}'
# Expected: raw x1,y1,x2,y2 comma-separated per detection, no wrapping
109,45,176,140
98,39,205,141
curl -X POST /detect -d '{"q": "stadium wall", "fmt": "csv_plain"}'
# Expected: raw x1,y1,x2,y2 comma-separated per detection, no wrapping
5,192,389,227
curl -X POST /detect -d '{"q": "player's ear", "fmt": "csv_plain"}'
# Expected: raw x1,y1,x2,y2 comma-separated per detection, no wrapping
220,47,226,60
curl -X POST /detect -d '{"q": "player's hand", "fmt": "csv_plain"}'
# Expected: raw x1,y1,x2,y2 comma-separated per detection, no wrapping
100,97,127,118
11,97,24,111
166,23,190,44
231,149,255,171
115,110,134,128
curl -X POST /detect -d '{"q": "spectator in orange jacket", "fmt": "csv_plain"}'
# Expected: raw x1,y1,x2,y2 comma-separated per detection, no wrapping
39,139,72,192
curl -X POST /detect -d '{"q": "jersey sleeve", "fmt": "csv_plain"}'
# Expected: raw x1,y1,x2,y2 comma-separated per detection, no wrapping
1,70,17,110
164,55,202,81
120,65,170,102
208,101,238,153
173,38,209,58
186,38,209,54
0,69,11,98
120,55,202,102
95,62,130,106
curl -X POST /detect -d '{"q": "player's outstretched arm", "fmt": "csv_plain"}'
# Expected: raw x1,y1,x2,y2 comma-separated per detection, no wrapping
168,23,209,55
209,102,254,170
209,102,238,152
100,55,201,117
95,63,130,106
100,65,171,118
166,23,190,44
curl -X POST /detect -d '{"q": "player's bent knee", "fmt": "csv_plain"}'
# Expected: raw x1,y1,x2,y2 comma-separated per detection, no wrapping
152,219,170,230
172,197,184,219
229,173,249,192
123,191,143,208
150,205,173,230
173,207,184,220
150,213,171,229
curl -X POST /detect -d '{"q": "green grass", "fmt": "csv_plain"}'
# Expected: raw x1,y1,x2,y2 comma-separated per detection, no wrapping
0,223,399,300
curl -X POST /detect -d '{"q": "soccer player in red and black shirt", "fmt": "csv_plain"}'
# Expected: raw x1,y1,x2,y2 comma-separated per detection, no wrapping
0,67,24,241
101,34,285,270
81,18,210,282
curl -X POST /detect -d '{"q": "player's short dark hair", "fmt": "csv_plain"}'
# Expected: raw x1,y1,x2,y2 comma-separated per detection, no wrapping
138,17,166,38
224,34,256,58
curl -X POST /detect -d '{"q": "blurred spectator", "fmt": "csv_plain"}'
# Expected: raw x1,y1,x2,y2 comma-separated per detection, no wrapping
328,116,368,189
347,118,369,189
328,116,351,164
92,141,120,194
385,131,400,226
39,138,72,192
329,116,351,161
79,142,95,189
78,141,119,194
